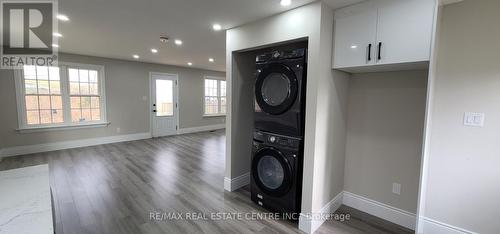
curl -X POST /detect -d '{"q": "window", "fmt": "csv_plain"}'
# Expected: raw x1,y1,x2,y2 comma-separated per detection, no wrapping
204,77,226,116
15,63,107,130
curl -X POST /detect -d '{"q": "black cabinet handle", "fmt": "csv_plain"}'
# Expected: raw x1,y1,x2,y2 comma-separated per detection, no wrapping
153,110,156,112
368,44,372,61
378,42,382,60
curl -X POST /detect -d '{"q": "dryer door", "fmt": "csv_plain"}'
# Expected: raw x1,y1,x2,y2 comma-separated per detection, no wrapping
252,147,293,196
255,64,298,115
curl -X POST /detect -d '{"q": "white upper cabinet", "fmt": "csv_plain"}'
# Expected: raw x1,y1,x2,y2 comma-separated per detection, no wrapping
333,0,437,71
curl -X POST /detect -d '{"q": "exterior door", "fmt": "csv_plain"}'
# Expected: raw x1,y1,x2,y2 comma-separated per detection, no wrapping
151,73,178,137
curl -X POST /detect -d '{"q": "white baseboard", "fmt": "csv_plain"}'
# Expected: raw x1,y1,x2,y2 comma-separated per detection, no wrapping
0,132,151,158
421,217,477,234
178,124,225,135
299,191,343,234
224,172,250,192
343,191,416,230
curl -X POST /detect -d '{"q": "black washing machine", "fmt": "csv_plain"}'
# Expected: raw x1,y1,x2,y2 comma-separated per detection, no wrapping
250,130,303,217
254,48,307,138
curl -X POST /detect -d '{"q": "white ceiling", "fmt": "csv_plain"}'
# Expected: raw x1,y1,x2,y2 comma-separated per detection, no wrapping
58,0,364,71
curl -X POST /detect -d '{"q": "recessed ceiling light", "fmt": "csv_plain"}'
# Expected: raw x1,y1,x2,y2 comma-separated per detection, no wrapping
280,0,291,6
212,24,222,31
53,32,63,37
350,45,357,49
56,14,69,21
133,54,139,59
52,44,59,48
174,39,183,45
187,62,193,66
209,58,214,62
151,48,158,53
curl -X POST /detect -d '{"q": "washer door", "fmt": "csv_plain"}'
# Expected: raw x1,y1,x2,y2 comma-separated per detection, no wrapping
252,148,293,196
255,64,298,115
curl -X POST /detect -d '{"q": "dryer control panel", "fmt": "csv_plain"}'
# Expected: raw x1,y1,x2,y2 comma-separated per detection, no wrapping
253,130,301,149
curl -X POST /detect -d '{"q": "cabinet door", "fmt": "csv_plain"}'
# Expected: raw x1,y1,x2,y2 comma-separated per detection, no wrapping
375,0,436,65
333,6,378,69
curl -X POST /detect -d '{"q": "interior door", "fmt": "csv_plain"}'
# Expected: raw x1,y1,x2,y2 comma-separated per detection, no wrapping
151,73,178,137
333,5,378,69
375,0,435,65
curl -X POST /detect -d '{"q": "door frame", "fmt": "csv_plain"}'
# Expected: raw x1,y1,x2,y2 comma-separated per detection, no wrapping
149,72,179,137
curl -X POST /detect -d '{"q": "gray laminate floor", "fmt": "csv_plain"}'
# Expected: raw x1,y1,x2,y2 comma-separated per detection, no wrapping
0,130,412,234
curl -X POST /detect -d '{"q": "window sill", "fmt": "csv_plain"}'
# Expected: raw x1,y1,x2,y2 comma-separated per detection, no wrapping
17,122,110,133
203,114,226,118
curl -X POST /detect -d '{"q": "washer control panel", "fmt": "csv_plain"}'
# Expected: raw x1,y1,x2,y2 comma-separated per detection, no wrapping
253,131,301,148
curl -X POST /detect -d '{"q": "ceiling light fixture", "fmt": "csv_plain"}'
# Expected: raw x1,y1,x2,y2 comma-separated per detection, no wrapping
133,54,139,59
53,32,63,37
52,44,59,48
159,36,169,43
280,0,291,6
174,39,183,45
187,62,193,66
212,24,222,31
209,58,214,62
56,14,69,21
151,48,158,53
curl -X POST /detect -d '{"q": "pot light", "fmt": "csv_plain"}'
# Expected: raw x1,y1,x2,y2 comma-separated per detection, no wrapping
209,58,214,62
56,14,69,21
53,32,63,37
174,39,183,45
52,44,59,48
350,45,357,49
212,24,222,31
151,48,158,53
187,62,193,66
133,54,139,59
280,0,291,6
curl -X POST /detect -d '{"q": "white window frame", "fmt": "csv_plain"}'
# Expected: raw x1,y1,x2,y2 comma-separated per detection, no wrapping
14,62,108,133
203,76,226,117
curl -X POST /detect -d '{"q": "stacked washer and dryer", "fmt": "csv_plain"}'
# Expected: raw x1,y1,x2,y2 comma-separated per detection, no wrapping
251,46,307,219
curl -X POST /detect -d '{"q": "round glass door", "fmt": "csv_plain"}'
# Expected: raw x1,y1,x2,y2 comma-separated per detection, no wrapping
255,64,298,115
252,148,292,196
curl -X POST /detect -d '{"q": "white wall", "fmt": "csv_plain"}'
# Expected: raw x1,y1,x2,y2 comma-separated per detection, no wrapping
419,0,500,233
225,2,347,233
345,70,428,213
0,53,225,149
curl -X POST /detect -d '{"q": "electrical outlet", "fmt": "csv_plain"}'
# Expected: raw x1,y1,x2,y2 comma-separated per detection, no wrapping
392,183,401,195
464,112,485,127
116,127,121,133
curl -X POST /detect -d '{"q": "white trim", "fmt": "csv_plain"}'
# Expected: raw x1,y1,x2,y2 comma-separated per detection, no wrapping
342,191,416,230
17,122,110,133
178,124,225,135
149,72,180,137
223,172,250,192
298,191,344,234
421,217,477,234
0,132,151,158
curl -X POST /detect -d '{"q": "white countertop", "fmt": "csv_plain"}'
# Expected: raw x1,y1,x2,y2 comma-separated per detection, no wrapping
0,165,53,234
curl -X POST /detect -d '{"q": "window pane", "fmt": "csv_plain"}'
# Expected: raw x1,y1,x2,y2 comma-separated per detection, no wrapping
91,97,100,108
156,79,173,116
51,96,62,109
70,97,81,109
221,81,226,97
91,109,101,121
89,83,98,95
40,110,52,124
24,65,36,76
36,66,48,80
82,109,91,121
49,67,60,80
81,97,91,108
70,82,80,95
80,82,90,95
52,109,64,123
38,96,51,109
49,80,60,94
79,69,89,82
89,70,98,83
25,80,38,94
69,68,79,82
27,110,40,125
71,109,82,122
37,80,50,94
221,97,227,114
25,96,39,110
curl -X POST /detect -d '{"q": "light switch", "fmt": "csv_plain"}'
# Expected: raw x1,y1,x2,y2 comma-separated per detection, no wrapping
464,112,485,127
392,183,401,195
